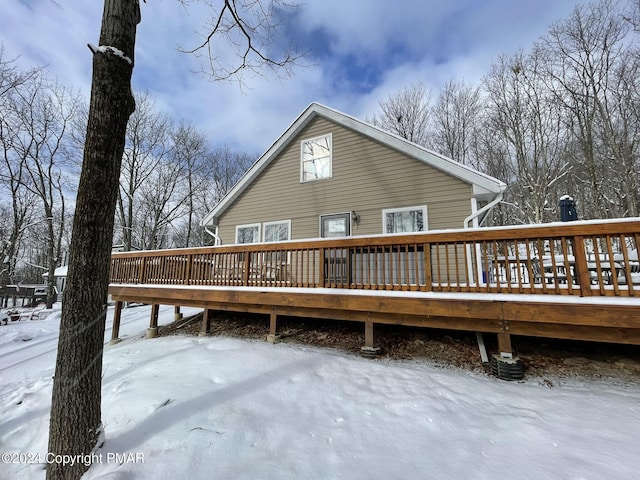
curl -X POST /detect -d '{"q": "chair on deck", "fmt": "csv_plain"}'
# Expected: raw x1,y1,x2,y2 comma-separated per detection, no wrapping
618,261,640,285
530,258,543,284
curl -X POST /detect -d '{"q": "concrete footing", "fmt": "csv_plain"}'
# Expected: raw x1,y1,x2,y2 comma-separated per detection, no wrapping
146,327,158,339
109,338,122,346
266,334,281,344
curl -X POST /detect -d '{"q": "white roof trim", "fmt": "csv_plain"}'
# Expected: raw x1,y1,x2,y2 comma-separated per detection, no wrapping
201,103,506,226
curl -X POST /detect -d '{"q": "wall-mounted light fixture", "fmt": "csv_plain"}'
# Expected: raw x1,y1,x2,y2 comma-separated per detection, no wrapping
351,210,360,224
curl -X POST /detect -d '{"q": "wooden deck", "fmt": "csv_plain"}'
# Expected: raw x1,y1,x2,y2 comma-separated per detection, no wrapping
108,218,640,358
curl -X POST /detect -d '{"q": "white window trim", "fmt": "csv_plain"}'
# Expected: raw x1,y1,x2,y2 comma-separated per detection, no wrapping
300,133,332,183
263,219,291,242
235,223,261,244
382,205,428,234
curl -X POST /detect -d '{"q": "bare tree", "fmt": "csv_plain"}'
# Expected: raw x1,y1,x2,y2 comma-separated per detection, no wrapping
0,48,41,289
0,45,40,98
208,144,254,204
0,192,37,288
116,92,172,251
136,154,188,250
484,50,571,224
167,141,254,247
431,79,482,167
0,113,38,289
12,74,80,307
624,0,640,30
369,81,432,145
604,48,640,216
47,1,304,479
169,122,209,248
539,0,631,218
471,122,514,225
0,69,76,303
178,0,306,85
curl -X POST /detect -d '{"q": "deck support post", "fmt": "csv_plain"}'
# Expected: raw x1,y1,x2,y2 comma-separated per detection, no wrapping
361,317,381,358
492,331,524,380
364,320,374,347
199,308,213,336
110,300,123,345
267,306,280,343
175,306,183,321
147,304,159,339
497,332,512,357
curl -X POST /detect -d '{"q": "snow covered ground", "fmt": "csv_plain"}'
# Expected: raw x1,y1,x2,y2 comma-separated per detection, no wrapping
1,303,639,479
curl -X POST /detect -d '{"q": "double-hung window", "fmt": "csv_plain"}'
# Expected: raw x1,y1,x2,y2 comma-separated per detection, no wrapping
301,134,332,182
264,220,291,264
383,206,428,234
263,220,291,242
235,223,261,244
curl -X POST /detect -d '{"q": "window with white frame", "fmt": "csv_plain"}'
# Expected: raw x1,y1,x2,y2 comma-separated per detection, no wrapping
383,206,428,234
301,134,332,182
263,220,291,242
235,223,261,244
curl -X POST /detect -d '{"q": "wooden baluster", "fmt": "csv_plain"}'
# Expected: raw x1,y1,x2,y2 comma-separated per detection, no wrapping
572,235,592,297
319,247,325,287
605,235,620,295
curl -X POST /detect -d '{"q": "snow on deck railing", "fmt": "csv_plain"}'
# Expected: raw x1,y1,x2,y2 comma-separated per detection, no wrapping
110,218,640,298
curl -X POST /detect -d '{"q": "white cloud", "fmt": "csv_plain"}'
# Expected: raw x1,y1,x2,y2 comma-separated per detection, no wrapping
1,0,593,155
1,1,97,91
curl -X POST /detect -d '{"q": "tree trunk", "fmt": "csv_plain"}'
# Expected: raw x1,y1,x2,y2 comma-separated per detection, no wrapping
46,217,56,309
47,1,139,479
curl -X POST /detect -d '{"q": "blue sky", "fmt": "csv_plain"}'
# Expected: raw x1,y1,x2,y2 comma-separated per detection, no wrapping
2,0,591,155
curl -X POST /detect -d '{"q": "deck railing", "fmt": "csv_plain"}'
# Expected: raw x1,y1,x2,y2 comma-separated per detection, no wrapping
110,218,640,297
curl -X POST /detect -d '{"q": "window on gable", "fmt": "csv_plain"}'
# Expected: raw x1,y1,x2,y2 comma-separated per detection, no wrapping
264,220,291,242
236,223,261,244
383,206,428,234
301,134,332,182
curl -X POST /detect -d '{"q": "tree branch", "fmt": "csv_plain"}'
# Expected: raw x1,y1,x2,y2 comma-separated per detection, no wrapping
177,0,307,85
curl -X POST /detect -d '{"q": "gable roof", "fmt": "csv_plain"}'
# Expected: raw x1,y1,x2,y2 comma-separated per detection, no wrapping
201,103,506,226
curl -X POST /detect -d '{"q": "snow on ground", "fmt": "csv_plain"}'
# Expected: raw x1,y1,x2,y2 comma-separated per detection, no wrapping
1,304,639,480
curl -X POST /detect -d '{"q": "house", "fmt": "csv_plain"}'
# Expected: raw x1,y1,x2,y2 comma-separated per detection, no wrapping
43,265,67,298
108,105,640,373
200,103,506,245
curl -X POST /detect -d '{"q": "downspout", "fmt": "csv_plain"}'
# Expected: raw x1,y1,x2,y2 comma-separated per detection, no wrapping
463,191,504,283
464,191,504,229
204,225,221,246
464,191,503,367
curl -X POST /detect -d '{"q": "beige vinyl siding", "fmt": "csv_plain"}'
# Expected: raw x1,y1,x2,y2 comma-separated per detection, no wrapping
217,117,473,244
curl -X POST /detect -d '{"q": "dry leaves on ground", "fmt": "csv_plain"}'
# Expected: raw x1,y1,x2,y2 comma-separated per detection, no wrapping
158,311,640,385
